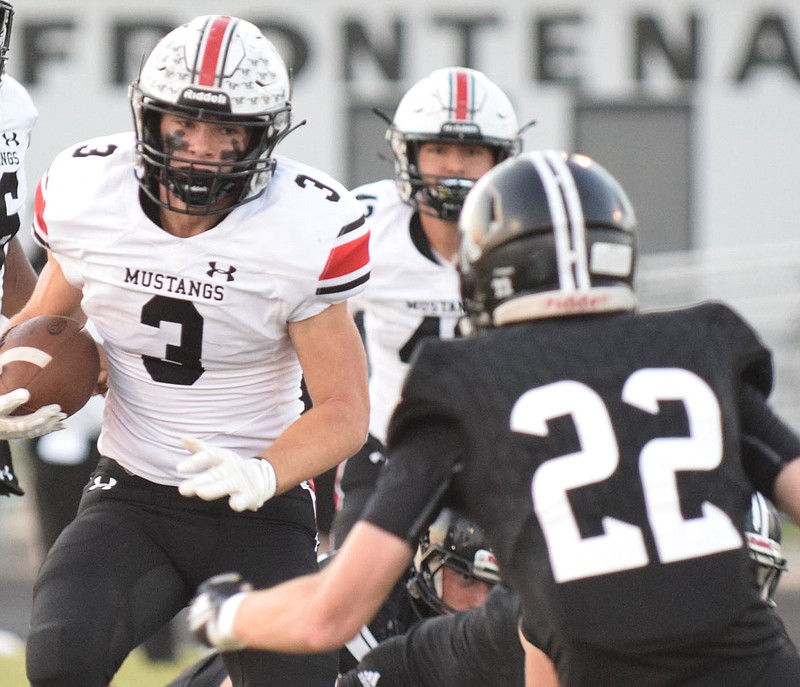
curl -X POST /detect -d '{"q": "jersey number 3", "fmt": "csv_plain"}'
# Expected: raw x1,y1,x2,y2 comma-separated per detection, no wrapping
511,367,743,583
141,295,205,385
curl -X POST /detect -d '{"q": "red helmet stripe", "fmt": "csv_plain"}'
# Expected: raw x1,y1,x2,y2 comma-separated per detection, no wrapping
197,15,234,86
34,177,49,237
452,69,471,120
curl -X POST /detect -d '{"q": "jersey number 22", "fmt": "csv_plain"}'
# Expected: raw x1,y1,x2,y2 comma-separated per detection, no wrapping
511,367,743,583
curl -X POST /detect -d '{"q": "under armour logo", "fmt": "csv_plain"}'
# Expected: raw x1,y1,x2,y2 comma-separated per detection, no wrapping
0,465,13,481
88,475,118,491
207,262,237,281
2,132,19,146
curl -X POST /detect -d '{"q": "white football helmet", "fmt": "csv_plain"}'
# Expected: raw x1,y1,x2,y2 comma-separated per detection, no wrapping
129,15,292,214
388,67,521,221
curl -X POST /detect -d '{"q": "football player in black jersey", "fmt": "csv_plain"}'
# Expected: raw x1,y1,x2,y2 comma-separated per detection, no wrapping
339,491,792,687
167,509,499,687
337,583,524,687
179,492,790,687
188,151,800,687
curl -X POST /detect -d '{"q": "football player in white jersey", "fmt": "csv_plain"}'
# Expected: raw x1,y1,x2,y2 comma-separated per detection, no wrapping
0,15,370,687
0,0,42,497
331,67,522,543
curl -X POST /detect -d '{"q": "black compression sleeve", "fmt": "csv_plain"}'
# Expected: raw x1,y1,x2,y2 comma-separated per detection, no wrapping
361,417,464,548
740,383,800,500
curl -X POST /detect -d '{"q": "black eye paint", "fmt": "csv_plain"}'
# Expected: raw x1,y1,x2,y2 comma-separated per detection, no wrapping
220,138,245,162
165,131,187,153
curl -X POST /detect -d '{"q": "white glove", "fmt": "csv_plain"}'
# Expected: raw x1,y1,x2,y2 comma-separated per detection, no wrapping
188,572,252,651
0,389,66,440
177,436,277,512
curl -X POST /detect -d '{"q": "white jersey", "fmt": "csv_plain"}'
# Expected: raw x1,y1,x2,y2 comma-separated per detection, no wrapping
33,133,370,485
0,76,37,305
350,179,462,445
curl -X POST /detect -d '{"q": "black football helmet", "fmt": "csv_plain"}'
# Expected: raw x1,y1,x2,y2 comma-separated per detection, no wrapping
745,492,787,606
406,508,500,616
129,15,292,215
0,2,13,79
458,150,637,332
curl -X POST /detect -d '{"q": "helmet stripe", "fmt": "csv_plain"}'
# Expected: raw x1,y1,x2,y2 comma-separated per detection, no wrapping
545,151,591,290
197,15,235,87
33,177,50,239
451,69,471,120
527,152,576,292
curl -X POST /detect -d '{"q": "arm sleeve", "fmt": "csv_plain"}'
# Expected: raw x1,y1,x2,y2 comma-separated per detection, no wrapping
740,383,800,500
361,417,464,548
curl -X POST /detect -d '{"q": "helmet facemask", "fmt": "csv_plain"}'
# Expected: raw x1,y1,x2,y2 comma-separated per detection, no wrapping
0,2,14,80
745,492,788,607
408,547,500,616
392,135,517,222
406,509,500,616
131,91,290,215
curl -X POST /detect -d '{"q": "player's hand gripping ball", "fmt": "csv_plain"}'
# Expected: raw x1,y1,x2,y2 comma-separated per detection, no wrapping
0,316,100,418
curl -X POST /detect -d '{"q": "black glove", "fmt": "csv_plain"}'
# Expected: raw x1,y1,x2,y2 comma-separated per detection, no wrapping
188,572,252,651
0,440,24,496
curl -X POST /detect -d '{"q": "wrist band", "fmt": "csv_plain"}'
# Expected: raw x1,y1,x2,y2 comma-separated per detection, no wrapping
213,591,249,650
254,456,278,502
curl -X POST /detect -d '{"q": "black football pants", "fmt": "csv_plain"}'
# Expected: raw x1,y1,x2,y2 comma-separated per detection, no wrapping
25,456,337,687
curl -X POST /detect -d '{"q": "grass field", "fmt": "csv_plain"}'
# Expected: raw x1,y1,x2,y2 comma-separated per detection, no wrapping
0,645,207,687
783,520,800,543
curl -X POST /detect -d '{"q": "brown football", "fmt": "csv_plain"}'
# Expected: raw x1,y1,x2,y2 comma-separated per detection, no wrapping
0,316,101,417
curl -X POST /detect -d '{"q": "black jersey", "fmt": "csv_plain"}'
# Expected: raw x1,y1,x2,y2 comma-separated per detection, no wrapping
363,302,800,686
339,584,524,687
167,557,425,687
338,567,422,672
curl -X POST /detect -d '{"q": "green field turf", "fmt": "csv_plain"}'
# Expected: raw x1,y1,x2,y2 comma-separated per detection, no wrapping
0,645,207,687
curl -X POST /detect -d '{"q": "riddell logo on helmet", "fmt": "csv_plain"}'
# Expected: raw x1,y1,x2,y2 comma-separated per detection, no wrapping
440,122,480,138
543,293,610,312
179,88,230,109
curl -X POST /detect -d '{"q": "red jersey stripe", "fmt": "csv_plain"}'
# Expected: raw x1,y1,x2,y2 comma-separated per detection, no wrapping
198,16,233,87
319,231,370,280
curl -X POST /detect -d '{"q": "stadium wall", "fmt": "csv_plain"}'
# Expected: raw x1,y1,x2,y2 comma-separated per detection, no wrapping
10,0,800,253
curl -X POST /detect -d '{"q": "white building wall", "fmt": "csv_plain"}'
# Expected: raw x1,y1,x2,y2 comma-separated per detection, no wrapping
9,0,800,250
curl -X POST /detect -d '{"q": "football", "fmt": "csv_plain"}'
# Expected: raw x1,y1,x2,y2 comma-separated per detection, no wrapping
0,315,101,417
